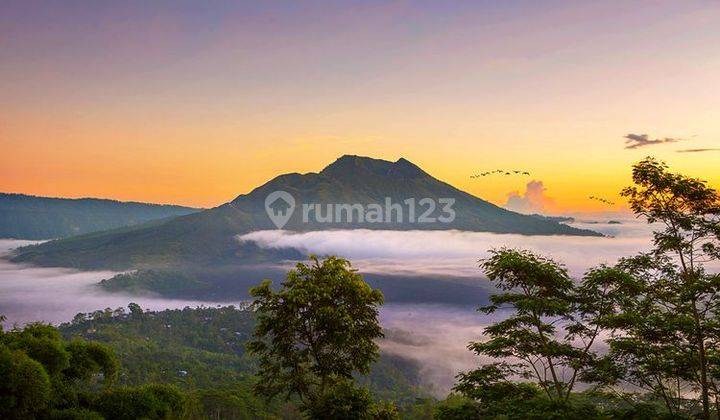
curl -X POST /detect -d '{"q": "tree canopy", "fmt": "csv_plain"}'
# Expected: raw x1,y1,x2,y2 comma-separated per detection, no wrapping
248,255,386,416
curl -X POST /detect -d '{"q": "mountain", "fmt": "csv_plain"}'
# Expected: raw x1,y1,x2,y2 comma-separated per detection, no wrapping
230,155,597,233
9,155,599,272
0,193,199,240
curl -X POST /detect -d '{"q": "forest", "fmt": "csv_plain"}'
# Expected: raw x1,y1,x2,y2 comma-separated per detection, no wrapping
2,157,720,419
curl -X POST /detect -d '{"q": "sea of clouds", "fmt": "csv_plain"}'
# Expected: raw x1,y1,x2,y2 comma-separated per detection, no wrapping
237,220,656,278
2,220,699,395
0,240,247,328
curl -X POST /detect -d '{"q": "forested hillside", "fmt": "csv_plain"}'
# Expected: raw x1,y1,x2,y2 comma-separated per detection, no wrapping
0,193,198,239
59,304,429,418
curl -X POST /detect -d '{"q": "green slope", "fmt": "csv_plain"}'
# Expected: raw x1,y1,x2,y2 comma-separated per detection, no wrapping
0,192,199,239
10,155,599,271
60,305,427,411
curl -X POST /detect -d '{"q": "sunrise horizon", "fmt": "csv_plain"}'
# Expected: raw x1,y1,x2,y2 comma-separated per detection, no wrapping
3,1,719,213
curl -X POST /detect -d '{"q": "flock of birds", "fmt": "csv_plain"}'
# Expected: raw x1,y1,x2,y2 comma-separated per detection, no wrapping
469,169,618,206
588,196,616,205
470,169,531,178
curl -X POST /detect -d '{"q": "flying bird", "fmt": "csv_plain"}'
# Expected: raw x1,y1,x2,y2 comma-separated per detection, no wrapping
589,195,616,205
470,168,532,179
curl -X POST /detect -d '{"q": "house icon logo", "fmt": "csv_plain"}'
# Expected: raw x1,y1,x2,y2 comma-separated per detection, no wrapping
264,191,295,229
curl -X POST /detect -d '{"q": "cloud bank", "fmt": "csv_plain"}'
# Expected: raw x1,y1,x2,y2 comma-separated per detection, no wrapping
238,222,659,278
0,240,246,327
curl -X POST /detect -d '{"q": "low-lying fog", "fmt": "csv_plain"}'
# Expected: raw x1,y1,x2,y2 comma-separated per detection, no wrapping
0,240,248,327
2,220,690,395
237,220,657,277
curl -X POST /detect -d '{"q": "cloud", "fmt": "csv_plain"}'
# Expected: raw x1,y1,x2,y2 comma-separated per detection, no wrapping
237,222,667,278
503,180,555,214
624,133,683,149
379,303,497,394
0,240,247,328
676,148,720,153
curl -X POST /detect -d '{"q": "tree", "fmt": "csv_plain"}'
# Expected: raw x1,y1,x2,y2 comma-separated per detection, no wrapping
64,340,118,387
593,157,720,418
0,345,52,419
127,302,144,317
0,320,119,419
93,384,185,420
247,255,384,413
5,323,70,375
305,380,375,419
460,249,607,404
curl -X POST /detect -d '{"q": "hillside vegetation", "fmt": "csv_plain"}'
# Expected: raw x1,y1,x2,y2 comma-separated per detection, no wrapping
0,193,198,240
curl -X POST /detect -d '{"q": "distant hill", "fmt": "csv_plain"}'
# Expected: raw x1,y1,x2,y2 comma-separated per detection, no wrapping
529,213,576,224
0,193,199,239
10,155,600,271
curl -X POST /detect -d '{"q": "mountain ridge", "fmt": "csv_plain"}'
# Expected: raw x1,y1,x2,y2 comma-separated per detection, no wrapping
0,192,199,240
9,155,600,271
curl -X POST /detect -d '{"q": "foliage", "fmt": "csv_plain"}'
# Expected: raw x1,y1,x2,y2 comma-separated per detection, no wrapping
0,320,121,419
47,408,105,420
463,248,609,402
60,301,424,418
305,380,375,419
93,383,184,420
248,255,385,410
588,157,720,418
64,340,118,387
0,345,52,419
98,269,210,295
452,157,720,419
433,394,482,420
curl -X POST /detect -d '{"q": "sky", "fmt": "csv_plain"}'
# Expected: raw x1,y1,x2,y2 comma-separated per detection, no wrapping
1,0,719,211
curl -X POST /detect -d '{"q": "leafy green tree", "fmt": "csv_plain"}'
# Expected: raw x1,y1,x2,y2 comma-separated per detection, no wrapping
93,383,185,420
0,319,120,418
6,322,70,375
0,345,52,419
371,400,399,420
587,256,698,415
187,389,260,420
64,340,118,388
453,364,541,407
248,255,384,414
305,380,374,419
592,157,720,418
460,249,608,403
127,302,144,317
433,394,481,420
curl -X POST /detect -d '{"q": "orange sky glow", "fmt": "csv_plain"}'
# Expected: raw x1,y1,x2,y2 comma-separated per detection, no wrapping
1,1,719,212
